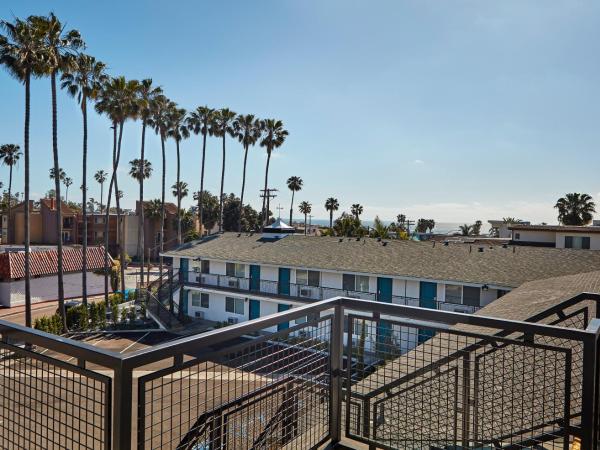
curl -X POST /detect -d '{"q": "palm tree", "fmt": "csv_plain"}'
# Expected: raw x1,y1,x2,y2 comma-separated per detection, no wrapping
135,79,162,282
371,216,390,239
96,76,139,301
147,94,175,274
555,193,596,225
0,15,46,328
32,12,83,331
298,201,312,235
0,144,22,242
60,53,107,305
459,224,472,236
286,176,303,225
94,170,108,215
186,106,214,236
49,167,65,182
172,181,189,200
211,108,236,232
129,158,152,182
167,107,189,245
259,119,288,226
351,204,363,221
63,177,72,203
325,197,339,230
233,114,262,232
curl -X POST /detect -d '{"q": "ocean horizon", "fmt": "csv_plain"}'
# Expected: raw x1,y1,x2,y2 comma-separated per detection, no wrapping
290,218,467,235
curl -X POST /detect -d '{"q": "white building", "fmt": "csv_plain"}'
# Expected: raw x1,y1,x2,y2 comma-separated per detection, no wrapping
509,224,600,249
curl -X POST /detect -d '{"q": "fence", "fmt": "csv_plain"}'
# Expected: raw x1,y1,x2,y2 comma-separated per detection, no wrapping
0,293,599,449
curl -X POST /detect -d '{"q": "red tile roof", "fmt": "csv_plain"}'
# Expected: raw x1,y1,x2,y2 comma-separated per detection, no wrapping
0,246,110,280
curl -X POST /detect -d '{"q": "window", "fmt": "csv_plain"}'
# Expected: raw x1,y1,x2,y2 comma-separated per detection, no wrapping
94,216,105,224
201,260,210,274
514,232,520,240
296,270,320,287
191,291,202,307
226,263,245,278
343,274,370,292
225,297,244,315
445,284,462,304
463,286,481,307
565,236,590,249
295,316,307,325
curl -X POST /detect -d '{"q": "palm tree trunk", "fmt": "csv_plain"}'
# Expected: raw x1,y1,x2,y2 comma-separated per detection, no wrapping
81,95,88,306
176,139,181,245
289,191,295,225
199,130,207,235
7,164,12,242
51,70,66,332
159,135,166,275
104,123,118,303
262,150,272,227
329,210,333,230
239,143,249,232
114,124,126,294
218,134,225,232
304,213,307,235
24,70,32,328
138,121,146,286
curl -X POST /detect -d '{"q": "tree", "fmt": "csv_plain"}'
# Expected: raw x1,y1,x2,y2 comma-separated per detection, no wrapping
193,190,219,232
49,167,65,183
135,78,162,284
324,197,339,230
555,193,596,226
471,220,482,235
370,216,389,239
172,181,188,201
63,177,72,203
186,106,215,236
95,76,139,301
1,14,46,328
211,108,236,232
129,159,152,182
60,53,107,305
0,144,22,242
396,214,407,232
147,94,175,275
298,201,312,235
259,119,288,226
167,107,189,245
233,114,261,232
32,12,84,332
334,212,366,237
459,224,472,236
286,176,303,225
94,170,108,213
351,204,363,221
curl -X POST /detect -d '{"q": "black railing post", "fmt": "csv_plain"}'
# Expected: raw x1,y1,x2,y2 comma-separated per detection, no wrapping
461,353,471,447
330,302,344,443
169,268,174,313
113,364,133,450
581,318,600,450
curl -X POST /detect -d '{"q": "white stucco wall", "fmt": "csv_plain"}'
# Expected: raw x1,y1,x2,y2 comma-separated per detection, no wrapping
555,232,600,250
261,266,278,282
512,230,555,244
1,272,106,307
211,261,227,276
321,272,342,289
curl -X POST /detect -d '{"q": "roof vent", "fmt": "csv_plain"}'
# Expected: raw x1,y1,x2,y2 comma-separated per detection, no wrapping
339,238,344,242
478,247,484,252
443,241,449,246
377,237,382,242
237,233,241,237
382,241,388,247
502,243,508,249
356,237,360,241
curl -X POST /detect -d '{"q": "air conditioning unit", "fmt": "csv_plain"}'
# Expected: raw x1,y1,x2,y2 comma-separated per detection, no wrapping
347,293,361,299
228,279,239,288
195,311,205,319
299,288,312,297
193,266,200,273
228,317,239,325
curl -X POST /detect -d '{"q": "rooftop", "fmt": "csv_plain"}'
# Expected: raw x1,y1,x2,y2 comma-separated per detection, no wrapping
508,223,600,233
165,232,600,288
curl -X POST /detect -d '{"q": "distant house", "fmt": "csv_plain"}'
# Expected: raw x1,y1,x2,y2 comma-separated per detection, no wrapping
488,220,531,239
509,224,600,249
0,246,109,307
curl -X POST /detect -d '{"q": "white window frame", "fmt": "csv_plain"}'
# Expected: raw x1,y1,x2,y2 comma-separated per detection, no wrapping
225,297,244,315
296,269,320,287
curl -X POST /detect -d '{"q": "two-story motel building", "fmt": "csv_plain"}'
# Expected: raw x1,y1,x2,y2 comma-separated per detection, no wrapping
163,220,600,348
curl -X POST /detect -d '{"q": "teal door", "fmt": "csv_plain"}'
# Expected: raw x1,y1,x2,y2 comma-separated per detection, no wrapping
278,268,291,296
377,277,393,303
250,265,261,291
376,278,393,354
277,303,290,331
180,258,189,283
419,281,437,343
249,299,260,321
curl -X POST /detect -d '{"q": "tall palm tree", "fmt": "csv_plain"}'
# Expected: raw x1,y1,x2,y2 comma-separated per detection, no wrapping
60,53,107,305
32,12,83,331
172,181,189,201
259,119,288,226
186,106,214,236
555,193,596,225
211,108,236,232
286,176,303,225
167,107,189,245
0,15,46,328
135,79,162,283
351,204,363,221
63,177,72,203
233,114,261,232
325,197,339,230
0,144,22,242
96,76,139,301
94,170,108,214
298,201,312,235
49,167,65,182
129,158,152,182
147,94,175,274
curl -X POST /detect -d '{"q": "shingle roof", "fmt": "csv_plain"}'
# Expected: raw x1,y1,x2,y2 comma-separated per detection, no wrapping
0,246,109,280
509,224,600,233
165,233,600,288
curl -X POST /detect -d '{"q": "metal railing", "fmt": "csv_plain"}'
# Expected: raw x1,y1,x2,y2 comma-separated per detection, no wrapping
183,270,481,314
0,293,599,449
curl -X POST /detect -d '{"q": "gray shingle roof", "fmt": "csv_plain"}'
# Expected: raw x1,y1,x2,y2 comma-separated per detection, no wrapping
165,233,600,288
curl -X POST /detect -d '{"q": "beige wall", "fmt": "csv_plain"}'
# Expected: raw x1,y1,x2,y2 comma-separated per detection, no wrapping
13,212,42,244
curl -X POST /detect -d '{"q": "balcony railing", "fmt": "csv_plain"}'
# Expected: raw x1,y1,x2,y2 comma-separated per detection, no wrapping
183,270,481,313
0,293,599,449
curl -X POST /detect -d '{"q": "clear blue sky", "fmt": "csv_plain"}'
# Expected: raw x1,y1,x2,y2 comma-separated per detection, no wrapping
1,0,600,224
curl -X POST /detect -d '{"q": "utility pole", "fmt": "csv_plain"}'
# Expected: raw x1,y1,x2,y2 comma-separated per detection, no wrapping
259,188,278,226
308,214,313,234
405,219,415,236
276,204,284,220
